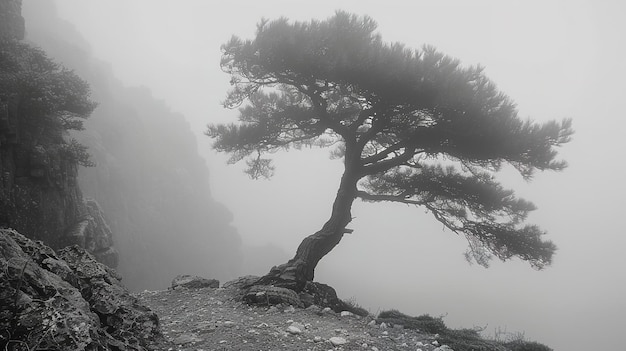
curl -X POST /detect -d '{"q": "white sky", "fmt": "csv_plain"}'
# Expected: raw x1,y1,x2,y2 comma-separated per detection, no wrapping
29,1,626,349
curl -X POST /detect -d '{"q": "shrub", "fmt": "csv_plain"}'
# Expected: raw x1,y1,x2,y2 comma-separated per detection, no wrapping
377,309,447,334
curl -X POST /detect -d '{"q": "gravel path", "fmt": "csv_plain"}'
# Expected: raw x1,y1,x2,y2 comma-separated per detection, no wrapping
136,286,443,351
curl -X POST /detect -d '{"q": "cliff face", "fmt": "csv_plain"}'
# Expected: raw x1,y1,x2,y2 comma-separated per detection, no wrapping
0,0,118,267
21,0,243,290
0,0,24,40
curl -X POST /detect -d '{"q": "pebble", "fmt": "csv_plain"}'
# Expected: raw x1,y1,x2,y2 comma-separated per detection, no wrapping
340,311,353,317
329,336,348,346
287,325,302,334
313,336,323,343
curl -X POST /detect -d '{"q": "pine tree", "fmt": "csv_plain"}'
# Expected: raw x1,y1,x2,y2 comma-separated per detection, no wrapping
207,12,573,290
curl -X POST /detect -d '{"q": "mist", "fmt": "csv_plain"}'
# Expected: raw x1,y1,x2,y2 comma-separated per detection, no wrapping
21,1,626,350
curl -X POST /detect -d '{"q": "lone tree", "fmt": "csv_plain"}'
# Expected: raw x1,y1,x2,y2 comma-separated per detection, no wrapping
207,12,573,291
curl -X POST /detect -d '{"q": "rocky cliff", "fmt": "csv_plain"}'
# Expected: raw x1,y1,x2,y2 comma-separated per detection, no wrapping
0,0,23,40
21,0,243,291
0,0,118,267
0,229,167,350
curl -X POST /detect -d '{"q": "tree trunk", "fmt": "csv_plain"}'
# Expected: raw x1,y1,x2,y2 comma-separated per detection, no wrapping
255,170,358,291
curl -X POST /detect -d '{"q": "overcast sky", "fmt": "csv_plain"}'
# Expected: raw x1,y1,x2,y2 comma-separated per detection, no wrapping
28,1,626,349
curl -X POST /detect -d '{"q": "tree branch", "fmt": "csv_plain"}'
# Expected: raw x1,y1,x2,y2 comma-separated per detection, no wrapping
356,190,426,205
360,146,416,176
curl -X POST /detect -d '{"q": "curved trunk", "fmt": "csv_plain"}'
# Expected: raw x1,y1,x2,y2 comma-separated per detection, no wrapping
255,170,359,291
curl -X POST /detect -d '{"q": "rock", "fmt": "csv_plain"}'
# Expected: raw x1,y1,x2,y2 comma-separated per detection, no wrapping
173,333,203,345
171,274,219,289
306,304,321,313
287,325,302,334
329,336,348,346
340,311,354,317
302,281,348,312
313,336,323,342
434,346,454,351
0,0,25,39
0,229,166,350
223,275,260,290
243,285,304,308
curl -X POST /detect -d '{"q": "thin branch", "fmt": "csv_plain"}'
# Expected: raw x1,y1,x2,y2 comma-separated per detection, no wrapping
361,141,406,165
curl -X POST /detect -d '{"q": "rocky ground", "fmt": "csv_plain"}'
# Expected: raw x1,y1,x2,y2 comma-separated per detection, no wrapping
135,283,449,351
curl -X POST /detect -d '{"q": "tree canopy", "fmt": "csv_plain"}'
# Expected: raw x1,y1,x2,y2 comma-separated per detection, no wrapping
207,11,572,273
0,39,96,166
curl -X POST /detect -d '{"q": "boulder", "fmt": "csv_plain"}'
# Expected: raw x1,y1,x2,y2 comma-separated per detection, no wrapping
243,284,304,308
171,274,219,289
0,229,167,350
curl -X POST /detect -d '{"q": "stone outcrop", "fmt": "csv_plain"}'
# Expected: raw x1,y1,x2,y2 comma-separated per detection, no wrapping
0,229,167,350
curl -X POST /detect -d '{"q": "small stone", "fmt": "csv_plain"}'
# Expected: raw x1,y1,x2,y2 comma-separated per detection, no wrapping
284,305,296,313
223,321,235,327
382,331,388,336
218,340,227,344
322,307,332,313
313,336,323,343
367,320,376,327
371,347,379,351
379,322,388,329
340,311,353,317
432,340,440,346
329,336,348,346
287,326,302,334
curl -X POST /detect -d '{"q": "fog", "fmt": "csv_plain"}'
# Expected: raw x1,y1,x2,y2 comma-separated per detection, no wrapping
23,1,626,350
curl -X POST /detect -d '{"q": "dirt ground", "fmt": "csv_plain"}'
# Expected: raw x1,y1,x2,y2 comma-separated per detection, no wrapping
135,285,447,351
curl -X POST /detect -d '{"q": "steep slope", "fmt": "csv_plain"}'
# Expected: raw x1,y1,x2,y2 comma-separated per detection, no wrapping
0,0,117,267
21,0,243,291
